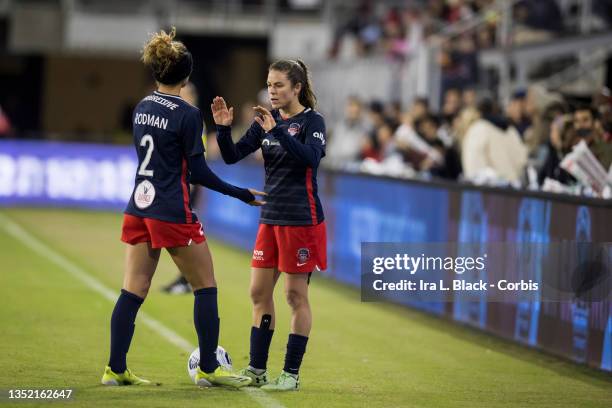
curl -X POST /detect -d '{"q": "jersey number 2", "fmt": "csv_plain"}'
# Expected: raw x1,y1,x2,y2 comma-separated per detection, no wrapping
138,134,154,177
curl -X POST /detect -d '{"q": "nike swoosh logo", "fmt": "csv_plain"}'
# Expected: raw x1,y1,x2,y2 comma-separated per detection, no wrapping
297,263,307,267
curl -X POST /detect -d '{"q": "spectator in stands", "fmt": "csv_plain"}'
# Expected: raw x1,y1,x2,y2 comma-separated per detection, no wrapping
361,100,387,160
443,88,461,114
409,97,430,122
532,99,568,177
439,35,479,94
403,114,462,179
376,121,398,161
453,106,480,149
416,114,443,146
593,87,612,142
395,97,431,158
402,6,426,58
462,87,478,109
506,90,531,138
442,88,462,122
384,100,402,129
382,8,408,62
538,114,575,184
523,85,564,159
397,112,441,168
328,96,369,164
475,8,498,49
568,104,612,169
461,98,528,183
362,120,396,162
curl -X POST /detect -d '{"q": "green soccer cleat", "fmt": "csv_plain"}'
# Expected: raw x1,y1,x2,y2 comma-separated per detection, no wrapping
194,366,252,388
239,366,269,387
260,371,299,391
101,366,152,386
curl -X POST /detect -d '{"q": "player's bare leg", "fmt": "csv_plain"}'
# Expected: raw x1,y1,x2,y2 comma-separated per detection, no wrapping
166,240,216,290
284,273,311,336
250,267,281,329
123,242,161,299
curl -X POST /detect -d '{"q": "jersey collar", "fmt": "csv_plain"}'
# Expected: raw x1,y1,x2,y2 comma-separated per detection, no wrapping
153,90,184,101
276,107,311,121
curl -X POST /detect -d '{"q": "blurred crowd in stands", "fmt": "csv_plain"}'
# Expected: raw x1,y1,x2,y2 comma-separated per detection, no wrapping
330,0,612,62
324,85,612,197
319,0,612,197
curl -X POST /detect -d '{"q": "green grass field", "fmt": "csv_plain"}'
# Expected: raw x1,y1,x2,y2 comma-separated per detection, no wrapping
0,208,610,408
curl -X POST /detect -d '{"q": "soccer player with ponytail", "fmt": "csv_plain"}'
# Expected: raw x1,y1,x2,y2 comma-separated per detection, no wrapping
101,28,263,388
211,59,327,391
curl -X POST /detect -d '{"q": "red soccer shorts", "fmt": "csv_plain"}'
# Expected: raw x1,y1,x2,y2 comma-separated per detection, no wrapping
120,214,206,249
251,221,327,273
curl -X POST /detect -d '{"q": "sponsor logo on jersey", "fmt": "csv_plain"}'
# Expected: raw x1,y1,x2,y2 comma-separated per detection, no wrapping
312,131,325,145
261,138,280,147
134,180,156,209
297,248,310,266
288,123,301,136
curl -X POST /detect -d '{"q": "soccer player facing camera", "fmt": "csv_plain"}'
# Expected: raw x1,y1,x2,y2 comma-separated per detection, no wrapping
211,59,327,391
101,28,264,388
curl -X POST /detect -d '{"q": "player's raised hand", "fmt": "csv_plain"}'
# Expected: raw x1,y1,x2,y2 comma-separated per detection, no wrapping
211,96,234,126
247,188,267,206
253,106,276,132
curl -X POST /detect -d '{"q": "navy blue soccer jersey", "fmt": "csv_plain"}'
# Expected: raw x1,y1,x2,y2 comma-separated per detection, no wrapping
125,90,205,224
217,107,326,226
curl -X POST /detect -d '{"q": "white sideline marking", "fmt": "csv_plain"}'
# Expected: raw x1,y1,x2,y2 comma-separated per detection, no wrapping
0,212,285,408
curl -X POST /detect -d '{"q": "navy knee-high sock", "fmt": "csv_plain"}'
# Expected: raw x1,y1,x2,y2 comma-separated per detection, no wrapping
283,334,308,376
194,287,220,373
249,326,274,370
108,289,144,373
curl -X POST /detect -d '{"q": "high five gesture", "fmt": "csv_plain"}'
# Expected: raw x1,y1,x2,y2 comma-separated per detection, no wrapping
211,96,234,126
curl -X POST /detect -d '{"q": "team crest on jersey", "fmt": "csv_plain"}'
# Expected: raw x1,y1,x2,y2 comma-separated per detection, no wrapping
134,180,155,209
297,248,310,264
288,123,301,136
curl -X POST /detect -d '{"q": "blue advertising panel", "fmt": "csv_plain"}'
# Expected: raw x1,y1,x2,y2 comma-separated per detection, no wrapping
328,174,449,315
0,140,135,211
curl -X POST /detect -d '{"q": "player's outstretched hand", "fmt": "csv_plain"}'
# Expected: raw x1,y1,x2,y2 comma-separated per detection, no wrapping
253,106,276,132
211,96,234,126
248,188,267,206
